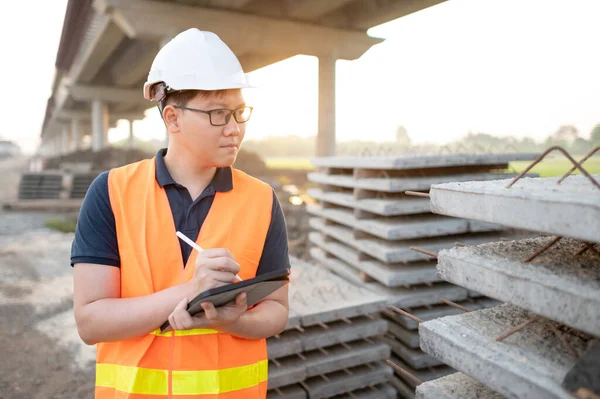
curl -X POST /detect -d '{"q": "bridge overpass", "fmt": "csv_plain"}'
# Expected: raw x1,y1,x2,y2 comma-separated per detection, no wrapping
39,0,445,158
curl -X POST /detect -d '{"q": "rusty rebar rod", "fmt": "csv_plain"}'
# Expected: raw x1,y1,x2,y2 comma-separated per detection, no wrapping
495,315,540,342
576,242,600,256
455,241,466,247
439,297,472,312
389,305,424,323
557,146,600,184
386,359,423,385
409,246,438,259
405,191,430,198
524,236,561,262
506,146,600,189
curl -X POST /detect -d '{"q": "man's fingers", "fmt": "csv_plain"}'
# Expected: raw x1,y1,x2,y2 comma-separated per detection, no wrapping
201,302,218,320
197,248,234,260
236,292,247,309
170,298,194,330
196,257,240,275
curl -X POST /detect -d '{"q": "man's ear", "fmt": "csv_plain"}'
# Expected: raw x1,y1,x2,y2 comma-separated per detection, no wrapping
162,105,180,133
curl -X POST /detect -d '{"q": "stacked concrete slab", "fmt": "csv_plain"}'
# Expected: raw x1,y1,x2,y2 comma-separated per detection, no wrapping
266,257,395,398
306,153,537,397
417,173,600,398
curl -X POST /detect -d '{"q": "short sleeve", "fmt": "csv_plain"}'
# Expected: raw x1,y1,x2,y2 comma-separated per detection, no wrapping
70,171,120,267
256,190,291,275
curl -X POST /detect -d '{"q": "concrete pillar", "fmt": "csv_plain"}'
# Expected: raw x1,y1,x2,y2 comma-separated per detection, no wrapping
128,119,135,150
71,118,81,152
317,55,336,157
61,125,70,155
91,99,109,152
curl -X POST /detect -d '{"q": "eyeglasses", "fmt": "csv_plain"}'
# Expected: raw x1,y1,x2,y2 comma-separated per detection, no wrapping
173,105,253,126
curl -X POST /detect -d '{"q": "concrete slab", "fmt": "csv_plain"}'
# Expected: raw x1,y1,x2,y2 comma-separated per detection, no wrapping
310,217,517,263
303,341,390,377
267,385,307,399
311,153,537,170
268,334,303,360
415,372,504,399
419,304,593,399
303,363,393,399
334,383,397,399
437,237,600,336
307,204,471,240
390,376,416,399
268,358,307,390
383,336,445,369
389,322,421,348
310,247,469,308
287,259,387,326
307,188,431,216
430,173,600,243
390,357,455,389
297,317,389,352
383,298,503,331
308,172,517,193
309,232,440,286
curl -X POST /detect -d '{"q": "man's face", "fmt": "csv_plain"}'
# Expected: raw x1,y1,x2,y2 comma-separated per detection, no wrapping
175,89,247,167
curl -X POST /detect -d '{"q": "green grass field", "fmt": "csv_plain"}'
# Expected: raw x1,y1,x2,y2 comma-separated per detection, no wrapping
265,155,600,177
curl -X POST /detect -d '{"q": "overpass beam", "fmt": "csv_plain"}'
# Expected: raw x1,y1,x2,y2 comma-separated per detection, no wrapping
317,55,336,157
71,118,81,152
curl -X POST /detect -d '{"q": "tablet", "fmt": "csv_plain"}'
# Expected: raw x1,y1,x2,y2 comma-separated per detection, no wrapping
159,268,290,333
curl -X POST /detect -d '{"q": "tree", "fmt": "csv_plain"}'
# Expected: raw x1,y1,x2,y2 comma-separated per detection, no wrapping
395,126,412,149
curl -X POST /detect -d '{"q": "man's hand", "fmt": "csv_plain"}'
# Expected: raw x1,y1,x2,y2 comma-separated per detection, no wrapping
191,248,240,293
168,292,248,331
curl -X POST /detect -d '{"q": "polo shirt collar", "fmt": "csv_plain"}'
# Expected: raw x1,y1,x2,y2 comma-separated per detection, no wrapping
154,148,233,192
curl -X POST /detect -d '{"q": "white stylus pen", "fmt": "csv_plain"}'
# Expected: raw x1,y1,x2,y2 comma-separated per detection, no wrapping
176,231,243,281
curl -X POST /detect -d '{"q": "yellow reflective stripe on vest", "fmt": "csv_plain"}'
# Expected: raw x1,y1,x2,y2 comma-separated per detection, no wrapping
96,360,268,395
150,328,219,337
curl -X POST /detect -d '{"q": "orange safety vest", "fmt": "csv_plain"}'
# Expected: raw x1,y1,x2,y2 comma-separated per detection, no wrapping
96,158,273,399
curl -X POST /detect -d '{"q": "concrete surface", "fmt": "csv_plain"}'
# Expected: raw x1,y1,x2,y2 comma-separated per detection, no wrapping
389,322,421,348
390,376,416,399
308,172,517,193
437,237,600,336
302,363,393,399
383,298,502,331
286,259,387,327
419,304,593,399
307,204,471,240
310,247,469,308
268,359,307,390
270,316,388,360
309,232,440,286
297,317,388,352
334,383,397,399
415,372,505,399
430,173,600,243
383,336,445,369
310,217,516,263
307,188,431,216
390,357,455,389
303,341,390,377
267,384,307,399
311,153,537,170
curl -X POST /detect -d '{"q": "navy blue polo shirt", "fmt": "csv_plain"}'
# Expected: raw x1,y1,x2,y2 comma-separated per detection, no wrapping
71,149,290,275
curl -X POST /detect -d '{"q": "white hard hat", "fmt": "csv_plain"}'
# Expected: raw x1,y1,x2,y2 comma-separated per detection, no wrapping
143,29,252,101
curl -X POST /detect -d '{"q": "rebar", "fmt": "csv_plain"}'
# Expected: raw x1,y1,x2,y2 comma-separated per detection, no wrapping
495,315,540,342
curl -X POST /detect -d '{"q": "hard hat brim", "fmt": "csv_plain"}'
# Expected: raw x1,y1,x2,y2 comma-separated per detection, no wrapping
143,80,255,101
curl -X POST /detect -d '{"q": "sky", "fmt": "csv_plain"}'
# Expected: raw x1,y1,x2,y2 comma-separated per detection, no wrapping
2,0,600,154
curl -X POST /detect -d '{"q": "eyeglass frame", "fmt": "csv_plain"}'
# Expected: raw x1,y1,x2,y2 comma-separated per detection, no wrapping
173,105,254,126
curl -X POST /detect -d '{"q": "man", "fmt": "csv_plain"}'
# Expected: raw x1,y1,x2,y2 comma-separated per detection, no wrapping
71,28,290,398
